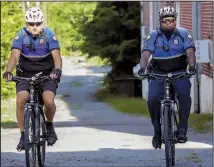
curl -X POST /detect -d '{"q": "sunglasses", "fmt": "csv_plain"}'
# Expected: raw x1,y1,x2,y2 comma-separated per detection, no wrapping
160,19,175,24
28,22,43,27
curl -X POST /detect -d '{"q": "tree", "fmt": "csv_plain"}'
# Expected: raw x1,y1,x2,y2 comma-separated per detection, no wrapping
81,2,141,74
80,2,141,91
44,2,97,56
1,2,25,98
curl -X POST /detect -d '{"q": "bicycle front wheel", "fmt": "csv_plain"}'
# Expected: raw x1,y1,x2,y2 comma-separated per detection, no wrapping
24,106,37,167
37,111,47,167
163,105,174,167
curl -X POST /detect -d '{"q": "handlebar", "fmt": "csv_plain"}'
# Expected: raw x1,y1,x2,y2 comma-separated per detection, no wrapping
138,71,193,80
9,72,51,83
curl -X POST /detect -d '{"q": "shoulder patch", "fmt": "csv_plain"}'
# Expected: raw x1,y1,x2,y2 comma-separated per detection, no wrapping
187,33,193,40
15,35,19,40
53,36,57,41
146,34,151,40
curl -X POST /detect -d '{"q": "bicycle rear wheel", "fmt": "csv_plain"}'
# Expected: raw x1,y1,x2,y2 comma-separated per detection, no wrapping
37,110,47,167
163,105,174,167
24,106,36,167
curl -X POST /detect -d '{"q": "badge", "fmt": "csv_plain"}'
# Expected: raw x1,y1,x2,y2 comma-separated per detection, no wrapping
146,34,150,40
15,35,19,40
173,39,179,45
188,33,193,40
53,36,57,41
39,38,45,45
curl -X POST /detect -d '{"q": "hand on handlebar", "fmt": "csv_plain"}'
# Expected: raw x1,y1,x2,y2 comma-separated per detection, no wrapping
188,65,196,75
50,68,62,83
138,68,145,76
3,71,13,81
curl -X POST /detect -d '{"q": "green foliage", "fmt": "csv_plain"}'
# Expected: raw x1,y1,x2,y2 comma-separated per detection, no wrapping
189,113,213,133
80,2,141,93
1,2,25,98
95,87,150,116
96,87,213,133
44,2,97,56
1,98,17,128
81,2,141,75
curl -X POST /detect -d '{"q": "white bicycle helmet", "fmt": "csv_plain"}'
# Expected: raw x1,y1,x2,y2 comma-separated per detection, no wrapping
159,6,177,20
25,7,44,23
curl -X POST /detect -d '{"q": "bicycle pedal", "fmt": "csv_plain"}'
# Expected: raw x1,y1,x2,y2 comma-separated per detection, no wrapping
47,141,56,146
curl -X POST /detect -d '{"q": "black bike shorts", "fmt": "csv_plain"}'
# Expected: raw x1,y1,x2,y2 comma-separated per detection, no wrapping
16,79,58,95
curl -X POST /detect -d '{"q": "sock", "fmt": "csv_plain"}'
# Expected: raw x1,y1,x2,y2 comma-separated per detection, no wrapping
21,131,24,139
46,121,53,127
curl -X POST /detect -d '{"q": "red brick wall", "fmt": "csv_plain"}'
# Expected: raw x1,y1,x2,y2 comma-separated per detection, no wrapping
201,2,213,78
160,1,175,8
180,2,193,32
143,2,150,35
201,2,213,40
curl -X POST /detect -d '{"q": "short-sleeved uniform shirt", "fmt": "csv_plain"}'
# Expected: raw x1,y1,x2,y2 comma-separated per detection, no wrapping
142,27,196,72
11,27,60,75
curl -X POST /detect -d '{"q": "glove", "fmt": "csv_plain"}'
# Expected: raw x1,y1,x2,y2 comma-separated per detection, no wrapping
147,63,154,73
3,71,13,81
50,68,62,82
138,68,145,76
188,65,196,75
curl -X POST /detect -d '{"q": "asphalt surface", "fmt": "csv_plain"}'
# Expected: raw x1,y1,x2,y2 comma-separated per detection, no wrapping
1,56,213,167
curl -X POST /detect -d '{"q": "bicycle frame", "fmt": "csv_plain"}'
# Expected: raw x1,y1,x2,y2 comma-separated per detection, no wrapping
26,80,44,144
160,78,179,143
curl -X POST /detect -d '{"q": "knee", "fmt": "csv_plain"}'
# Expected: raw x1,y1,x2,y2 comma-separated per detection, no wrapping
44,99,55,109
16,97,27,108
147,96,161,112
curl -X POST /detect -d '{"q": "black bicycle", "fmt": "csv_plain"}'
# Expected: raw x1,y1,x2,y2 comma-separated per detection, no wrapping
11,72,50,167
139,71,192,167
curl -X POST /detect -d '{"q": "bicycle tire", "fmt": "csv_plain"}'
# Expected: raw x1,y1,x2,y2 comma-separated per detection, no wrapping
24,105,37,167
37,110,47,167
163,105,173,167
171,108,177,166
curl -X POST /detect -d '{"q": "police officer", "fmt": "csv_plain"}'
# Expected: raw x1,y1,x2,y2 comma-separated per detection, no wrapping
3,7,62,151
138,6,196,149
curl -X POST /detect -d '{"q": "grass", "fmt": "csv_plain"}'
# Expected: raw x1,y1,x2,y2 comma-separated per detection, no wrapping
105,96,150,117
189,113,213,133
185,151,202,163
95,88,213,133
1,98,18,129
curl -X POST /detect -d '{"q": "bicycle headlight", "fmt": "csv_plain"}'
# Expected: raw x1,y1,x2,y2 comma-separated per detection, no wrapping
168,73,172,78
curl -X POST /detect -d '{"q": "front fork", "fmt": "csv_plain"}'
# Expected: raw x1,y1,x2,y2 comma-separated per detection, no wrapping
25,103,43,144
160,100,178,143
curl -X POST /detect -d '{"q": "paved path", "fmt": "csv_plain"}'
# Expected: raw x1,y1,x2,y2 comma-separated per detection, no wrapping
1,56,212,167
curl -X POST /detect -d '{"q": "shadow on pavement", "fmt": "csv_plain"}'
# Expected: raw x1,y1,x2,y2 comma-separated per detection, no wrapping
1,147,212,167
